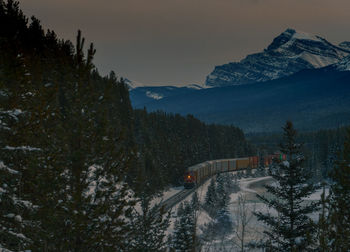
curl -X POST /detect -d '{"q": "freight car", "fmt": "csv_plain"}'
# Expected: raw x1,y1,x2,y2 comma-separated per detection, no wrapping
183,154,286,189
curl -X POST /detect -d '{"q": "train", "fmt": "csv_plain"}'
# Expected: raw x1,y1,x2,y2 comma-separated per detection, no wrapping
183,154,286,189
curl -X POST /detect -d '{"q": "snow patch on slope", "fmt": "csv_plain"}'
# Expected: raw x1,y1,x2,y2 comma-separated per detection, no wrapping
206,28,350,87
146,91,164,100
299,52,339,68
335,55,350,71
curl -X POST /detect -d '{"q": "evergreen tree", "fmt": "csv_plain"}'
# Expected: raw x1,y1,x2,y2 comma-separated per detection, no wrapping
245,165,252,178
128,194,170,251
0,161,32,251
328,128,350,251
0,3,35,249
256,156,266,177
191,191,199,212
255,121,319,251
317,184,330,252
216,174,229,210
171,202,196,252
190,192,200,249
205,178,217,212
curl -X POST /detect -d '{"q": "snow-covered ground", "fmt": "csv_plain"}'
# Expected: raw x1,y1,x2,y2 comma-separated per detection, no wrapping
165,176,216,235
164,172,327,251
151,186,184,207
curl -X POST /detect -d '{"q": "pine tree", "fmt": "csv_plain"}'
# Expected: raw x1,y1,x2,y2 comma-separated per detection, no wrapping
328,128,350,251
0,14,136,249
190,192,200,249
245,165,252,178
191,191,199,212
0,3,35,248
205,178,217,213
255,121,319,251
256,155,266,177
0,161,32,251
216,174,229,210
317,184,330,252
128,194,170,251
171,202,197,252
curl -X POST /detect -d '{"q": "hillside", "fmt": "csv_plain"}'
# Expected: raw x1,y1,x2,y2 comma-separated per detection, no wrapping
132,66,350,132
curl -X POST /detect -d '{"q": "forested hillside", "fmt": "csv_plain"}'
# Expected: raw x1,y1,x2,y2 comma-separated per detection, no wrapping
0,2,252,250
248,126,349,181
132,110,252,192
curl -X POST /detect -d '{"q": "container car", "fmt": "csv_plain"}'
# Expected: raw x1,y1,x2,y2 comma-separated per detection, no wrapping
184,154,286,188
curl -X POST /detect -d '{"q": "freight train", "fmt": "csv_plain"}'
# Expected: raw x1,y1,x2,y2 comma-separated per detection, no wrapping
183,154,286,189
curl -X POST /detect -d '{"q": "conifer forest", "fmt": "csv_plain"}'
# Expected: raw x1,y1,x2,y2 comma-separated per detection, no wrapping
1,1,350,251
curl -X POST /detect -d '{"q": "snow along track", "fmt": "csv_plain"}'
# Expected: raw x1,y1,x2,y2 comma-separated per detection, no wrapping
160,176,213,211
161,188,196,211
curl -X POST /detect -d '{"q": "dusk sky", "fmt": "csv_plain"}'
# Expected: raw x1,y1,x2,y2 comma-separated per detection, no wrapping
21,0,350,86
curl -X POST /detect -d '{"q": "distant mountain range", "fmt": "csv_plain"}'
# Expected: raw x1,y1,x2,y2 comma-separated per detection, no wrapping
206,28,350,87
129,29,350,132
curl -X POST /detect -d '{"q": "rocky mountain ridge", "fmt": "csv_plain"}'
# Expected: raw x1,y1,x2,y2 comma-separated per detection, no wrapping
205,28,350,87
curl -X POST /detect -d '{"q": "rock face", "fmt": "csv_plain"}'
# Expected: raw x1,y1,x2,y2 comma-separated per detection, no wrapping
205,28,350,87
334,55,350,71
339,41,350,51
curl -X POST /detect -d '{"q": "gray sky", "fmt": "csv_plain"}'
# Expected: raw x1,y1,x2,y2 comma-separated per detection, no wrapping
21,0,350,86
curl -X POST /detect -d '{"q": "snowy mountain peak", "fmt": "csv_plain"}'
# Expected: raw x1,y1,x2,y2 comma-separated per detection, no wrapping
267,28,323,51
206,29,350,87
124,78,145,90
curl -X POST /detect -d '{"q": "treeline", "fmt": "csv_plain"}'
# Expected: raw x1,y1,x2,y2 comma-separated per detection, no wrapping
0,1,252,250
1,0,135,250
133,110,252,192
254,122,350,251
247,126,348,181
172,123,350,251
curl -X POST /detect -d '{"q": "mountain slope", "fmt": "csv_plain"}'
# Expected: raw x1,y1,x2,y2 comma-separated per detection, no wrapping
134,66,350,132
206,29,350,87
129,84,205,107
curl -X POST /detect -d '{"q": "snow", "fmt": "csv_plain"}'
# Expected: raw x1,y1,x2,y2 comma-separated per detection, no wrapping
126,77,208,90
282,160,290,168
288,29,322,42
230,176,273,202
299,52,339,68
165,177,215,236
124,78,145,90
196,210,212,234
335,55,350,71
186,84,207,90
149,186,184,208
0,161,19,175
4,213,15,218
15,215,23,222
0,247,16,252
1,109,23,121
306,187,329,201
8,231,28,240
44,83,53,87
145,91,164,100
161,169,329,250
4,146,41,152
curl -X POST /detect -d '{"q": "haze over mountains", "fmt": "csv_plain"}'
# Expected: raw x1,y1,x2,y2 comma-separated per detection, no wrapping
129,29,350,132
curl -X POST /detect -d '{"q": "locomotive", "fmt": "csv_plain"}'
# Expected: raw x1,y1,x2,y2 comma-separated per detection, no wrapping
183,154,286,189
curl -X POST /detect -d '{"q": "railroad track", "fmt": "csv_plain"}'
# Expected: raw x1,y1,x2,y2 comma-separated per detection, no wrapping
161,188,196,211
160,176,213,211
